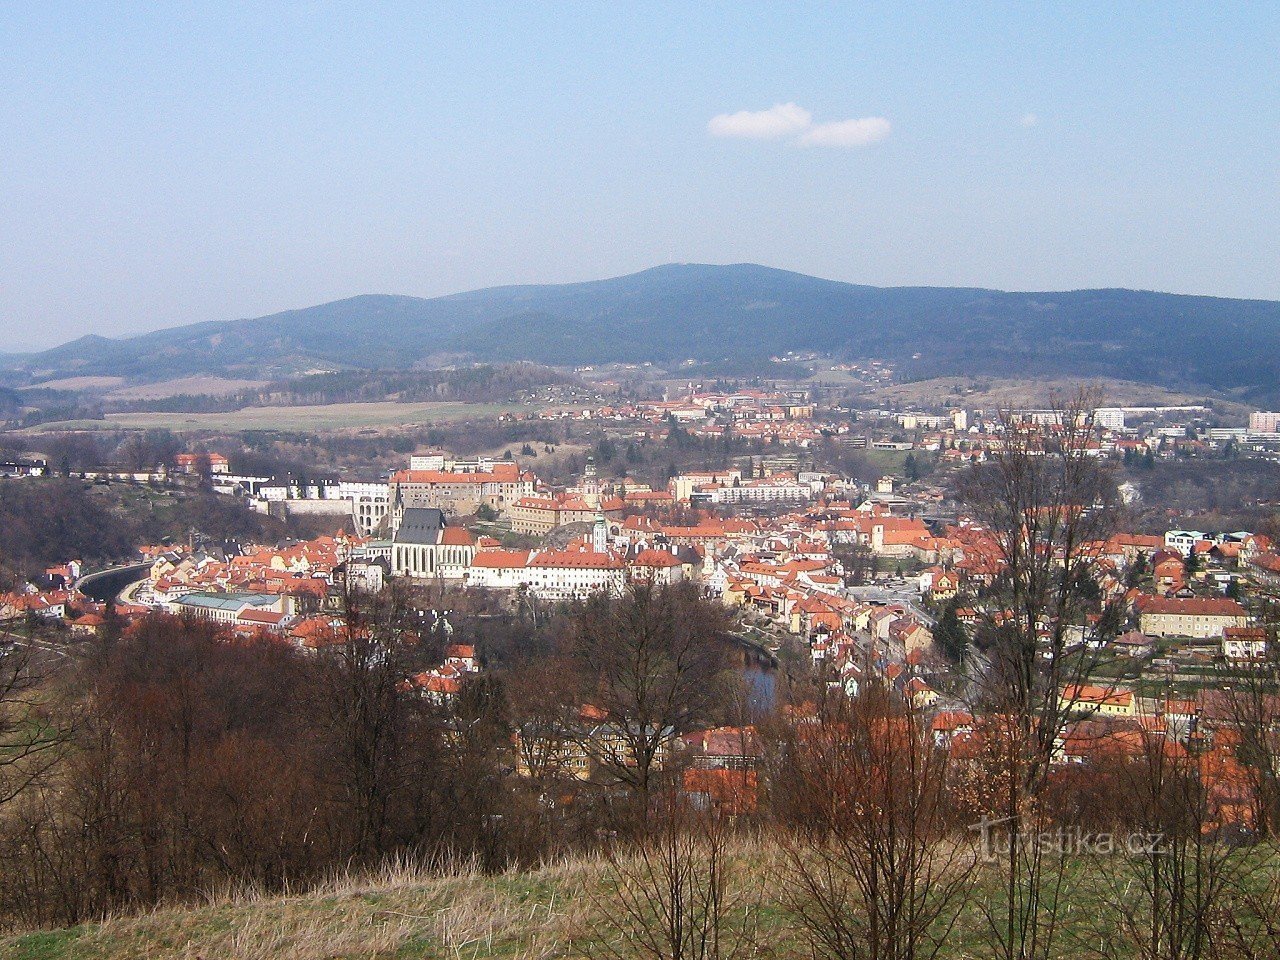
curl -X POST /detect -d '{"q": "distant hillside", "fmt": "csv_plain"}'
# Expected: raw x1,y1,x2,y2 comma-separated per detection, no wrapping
6,264,1280,400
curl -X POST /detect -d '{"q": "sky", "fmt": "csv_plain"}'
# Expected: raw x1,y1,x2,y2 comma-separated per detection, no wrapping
2,2,1279,351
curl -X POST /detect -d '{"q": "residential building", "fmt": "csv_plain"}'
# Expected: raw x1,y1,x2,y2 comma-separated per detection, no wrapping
1222,626,1268,663
1138,596,1249,639
1249,411,1280,433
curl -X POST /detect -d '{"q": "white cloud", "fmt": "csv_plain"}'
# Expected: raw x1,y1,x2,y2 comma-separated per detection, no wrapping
1020,112,1039,127
798,116,892,148
708,104,891,149
707,102,812,140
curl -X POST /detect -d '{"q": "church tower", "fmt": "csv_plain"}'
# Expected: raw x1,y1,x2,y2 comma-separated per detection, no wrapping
582,455,602,507
389,485,405,535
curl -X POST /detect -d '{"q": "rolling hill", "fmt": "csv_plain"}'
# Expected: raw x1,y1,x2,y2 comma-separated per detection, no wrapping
5,264,1280,400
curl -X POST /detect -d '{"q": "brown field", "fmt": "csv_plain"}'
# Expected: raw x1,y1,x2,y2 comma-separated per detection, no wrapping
105,376,269,401
23,375,126,392
26,400,546,434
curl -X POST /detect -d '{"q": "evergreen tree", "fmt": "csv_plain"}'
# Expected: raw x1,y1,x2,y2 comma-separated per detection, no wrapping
935,600,968,662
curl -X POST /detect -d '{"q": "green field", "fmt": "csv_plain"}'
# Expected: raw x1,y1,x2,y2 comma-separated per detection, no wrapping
861,448,912,476
27,401,535,434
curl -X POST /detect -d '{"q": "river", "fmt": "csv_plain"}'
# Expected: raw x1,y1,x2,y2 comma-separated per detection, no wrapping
78,563,151,604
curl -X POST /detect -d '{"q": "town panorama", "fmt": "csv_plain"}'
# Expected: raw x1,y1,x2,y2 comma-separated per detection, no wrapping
3,5,1280,958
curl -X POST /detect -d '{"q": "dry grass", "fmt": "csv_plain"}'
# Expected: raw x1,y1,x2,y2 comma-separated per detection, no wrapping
7,836,1253,960
0,856,601,960
0,841,794,960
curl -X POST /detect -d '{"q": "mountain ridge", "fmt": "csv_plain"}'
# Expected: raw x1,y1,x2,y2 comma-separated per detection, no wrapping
6,263,1280,400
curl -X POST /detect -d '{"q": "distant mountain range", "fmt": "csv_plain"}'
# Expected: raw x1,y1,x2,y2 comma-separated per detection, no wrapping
5,263,1280,400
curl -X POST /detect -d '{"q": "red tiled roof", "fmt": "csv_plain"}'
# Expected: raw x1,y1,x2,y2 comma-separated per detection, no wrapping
469,550,532,568
1137,596,1247,617
440,526,476,546
529,550,623,570
631,549,682,568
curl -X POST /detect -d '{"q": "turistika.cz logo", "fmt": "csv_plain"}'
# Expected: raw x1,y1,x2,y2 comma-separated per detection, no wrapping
969,815,1165,862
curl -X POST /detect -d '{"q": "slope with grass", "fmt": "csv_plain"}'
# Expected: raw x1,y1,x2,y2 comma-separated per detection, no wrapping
5,842,1275,960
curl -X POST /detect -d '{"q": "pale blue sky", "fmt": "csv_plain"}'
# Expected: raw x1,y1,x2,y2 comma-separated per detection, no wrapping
2,2,1278,350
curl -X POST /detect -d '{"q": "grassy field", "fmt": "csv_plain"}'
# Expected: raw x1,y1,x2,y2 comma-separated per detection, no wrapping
4,840,1275,959
26,401,533,434
861,448,912,476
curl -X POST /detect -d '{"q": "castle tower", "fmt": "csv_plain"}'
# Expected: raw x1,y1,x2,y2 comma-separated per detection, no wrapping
592,509,609,553
582,455,602,507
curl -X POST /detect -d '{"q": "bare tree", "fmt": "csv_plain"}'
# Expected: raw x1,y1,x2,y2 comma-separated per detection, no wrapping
777,685,974,960
564,582,735,806
506,657,589,784
588,795,763,960
1087,727,1243,960
0,639,63,809
1216,870,1280,960
1214,639,1280,839
316,578,422,859
959,387,1124,960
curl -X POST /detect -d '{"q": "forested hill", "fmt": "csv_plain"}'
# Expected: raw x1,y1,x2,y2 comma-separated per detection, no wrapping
5,264,1279,400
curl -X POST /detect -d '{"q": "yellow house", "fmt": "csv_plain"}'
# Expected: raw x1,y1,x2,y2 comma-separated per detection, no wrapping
1062,683,1135,717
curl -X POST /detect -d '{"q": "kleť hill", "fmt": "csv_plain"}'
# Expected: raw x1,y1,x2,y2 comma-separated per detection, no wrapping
7,264,1280,401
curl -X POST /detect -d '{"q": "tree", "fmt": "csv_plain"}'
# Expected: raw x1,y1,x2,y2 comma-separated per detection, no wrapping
834,541,875,587
935,600,969,663
589,796,762,960
506,657,588,785
1127,551,1150,589
1089,728,1242,960
1214,641,1280,838
0,641,62,811
1184,549,1201,576
777,686,974,960
563,582,734,807
315,580,424,859
190,451,214,490
958,388,1123,960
